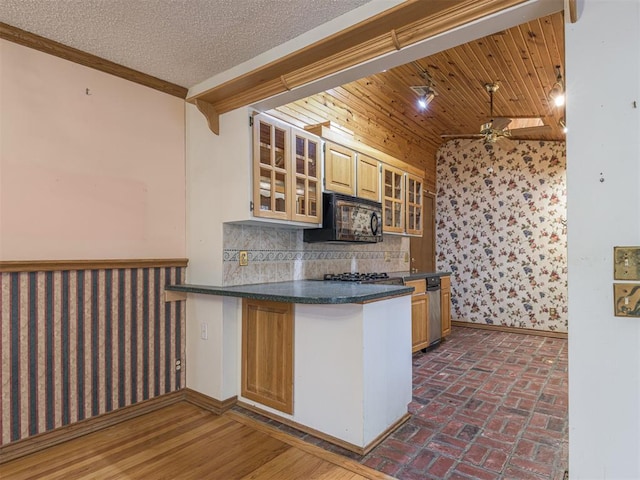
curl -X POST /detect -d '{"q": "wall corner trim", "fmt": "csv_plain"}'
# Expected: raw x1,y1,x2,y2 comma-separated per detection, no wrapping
183,389,238,415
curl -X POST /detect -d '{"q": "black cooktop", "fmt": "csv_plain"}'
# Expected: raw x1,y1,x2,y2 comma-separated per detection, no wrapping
323,272,390,282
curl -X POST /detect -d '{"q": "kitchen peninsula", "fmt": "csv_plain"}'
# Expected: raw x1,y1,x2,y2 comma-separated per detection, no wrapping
168,280,413,454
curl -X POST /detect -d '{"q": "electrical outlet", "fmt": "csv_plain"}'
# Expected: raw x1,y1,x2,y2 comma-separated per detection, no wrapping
404,252,410,263
549,307,557,316
239,250,249,266
384,251,391,262
175,359,182,371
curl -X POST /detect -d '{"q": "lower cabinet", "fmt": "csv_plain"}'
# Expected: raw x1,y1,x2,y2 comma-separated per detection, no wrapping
241,299,294,414
406,279,429,352
441,276,452,337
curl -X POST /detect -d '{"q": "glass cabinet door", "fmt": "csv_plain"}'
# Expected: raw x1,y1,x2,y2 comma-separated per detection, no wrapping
291,129,321,224
252,113,321,224
406,174,423,235
382,165,405,233
253,115,289,220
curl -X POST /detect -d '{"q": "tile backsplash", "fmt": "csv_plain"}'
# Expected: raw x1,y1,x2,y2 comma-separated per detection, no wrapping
223,223,410,285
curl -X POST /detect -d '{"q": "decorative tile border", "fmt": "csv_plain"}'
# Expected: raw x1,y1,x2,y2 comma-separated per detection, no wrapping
223,249,404,263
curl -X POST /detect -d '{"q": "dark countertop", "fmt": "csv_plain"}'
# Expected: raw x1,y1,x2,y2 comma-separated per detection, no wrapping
166,280,413,304
388,271,451,282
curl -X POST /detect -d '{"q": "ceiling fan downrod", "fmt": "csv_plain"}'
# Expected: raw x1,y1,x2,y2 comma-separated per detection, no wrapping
485,82,499,119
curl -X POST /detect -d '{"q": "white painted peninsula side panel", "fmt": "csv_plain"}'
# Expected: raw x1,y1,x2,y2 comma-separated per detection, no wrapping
295,296,412,447
362,297,412,444
294,303,366,446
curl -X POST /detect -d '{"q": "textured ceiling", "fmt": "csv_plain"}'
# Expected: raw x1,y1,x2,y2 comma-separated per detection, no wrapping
0,0,370,87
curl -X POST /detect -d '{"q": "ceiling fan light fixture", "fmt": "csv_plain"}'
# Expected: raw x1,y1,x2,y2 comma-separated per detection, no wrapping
480,121,493,134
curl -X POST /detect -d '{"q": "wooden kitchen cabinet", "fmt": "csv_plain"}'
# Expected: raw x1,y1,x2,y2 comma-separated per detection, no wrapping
242,298,294,414
382,164,405,234
252,113,321,224
324,141,356,196
356,154,380,201
406,174,423,236
406,279,429,352
304,124,426,237
440,275,452,338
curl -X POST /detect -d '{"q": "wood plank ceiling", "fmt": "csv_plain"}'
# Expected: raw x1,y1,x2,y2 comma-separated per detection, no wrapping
273,11,565,187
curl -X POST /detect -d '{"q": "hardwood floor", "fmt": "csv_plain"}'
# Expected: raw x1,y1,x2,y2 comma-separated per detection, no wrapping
0,402,393,480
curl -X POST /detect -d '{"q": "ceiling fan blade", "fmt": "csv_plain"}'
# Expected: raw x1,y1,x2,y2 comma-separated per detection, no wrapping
509,125,552,136
491,117,512,131
440,133,484,139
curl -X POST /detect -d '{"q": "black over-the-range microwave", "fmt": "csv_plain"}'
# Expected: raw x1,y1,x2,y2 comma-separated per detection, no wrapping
303,192,383,243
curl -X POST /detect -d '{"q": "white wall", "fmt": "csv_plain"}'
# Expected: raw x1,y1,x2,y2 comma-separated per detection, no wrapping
567,1,640,478
184,105,251,399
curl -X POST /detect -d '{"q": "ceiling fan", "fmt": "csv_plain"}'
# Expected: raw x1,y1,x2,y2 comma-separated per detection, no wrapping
441,83,552,143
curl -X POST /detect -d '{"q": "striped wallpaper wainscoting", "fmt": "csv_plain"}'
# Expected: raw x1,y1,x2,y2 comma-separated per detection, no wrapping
0,263,186,446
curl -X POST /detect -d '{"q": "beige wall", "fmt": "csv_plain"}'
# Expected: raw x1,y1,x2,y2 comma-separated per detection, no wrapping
0,38,188,447
0,40,186,260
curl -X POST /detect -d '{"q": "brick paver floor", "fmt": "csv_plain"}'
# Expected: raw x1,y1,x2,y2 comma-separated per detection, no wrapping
360,327,568,479
236,326,568,480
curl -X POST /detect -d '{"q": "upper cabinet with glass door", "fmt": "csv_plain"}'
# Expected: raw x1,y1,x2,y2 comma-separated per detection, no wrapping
253,115,289,220
291,129,321,224
382,164,405,234
406,173,423,236
252,113,321,224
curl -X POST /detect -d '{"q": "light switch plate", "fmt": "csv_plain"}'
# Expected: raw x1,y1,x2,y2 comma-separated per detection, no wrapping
614,246,640,280
613,283,640,317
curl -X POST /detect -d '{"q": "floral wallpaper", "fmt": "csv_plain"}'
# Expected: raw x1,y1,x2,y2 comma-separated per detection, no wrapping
436,139,567,332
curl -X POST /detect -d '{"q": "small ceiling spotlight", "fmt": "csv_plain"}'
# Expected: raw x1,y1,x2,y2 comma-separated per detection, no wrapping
411,61,437,111
417,89,436,110
549,65,565,107
559,118,568,134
